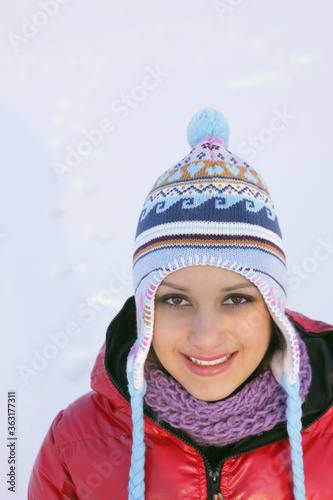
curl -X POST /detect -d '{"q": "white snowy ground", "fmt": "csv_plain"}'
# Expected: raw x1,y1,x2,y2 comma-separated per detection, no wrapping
0,0,333,498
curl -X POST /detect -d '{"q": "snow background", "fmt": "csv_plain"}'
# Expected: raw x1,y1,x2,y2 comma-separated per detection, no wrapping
1,0,333,497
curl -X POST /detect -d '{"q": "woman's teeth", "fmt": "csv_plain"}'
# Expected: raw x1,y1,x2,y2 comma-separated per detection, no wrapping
187,353,233,366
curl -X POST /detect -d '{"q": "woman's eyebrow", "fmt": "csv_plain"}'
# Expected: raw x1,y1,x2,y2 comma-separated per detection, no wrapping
221,283,256,292
159,282,256,292
159,282,189,292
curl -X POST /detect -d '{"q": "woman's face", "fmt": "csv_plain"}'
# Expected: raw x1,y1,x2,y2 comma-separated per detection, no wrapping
153,266,272,401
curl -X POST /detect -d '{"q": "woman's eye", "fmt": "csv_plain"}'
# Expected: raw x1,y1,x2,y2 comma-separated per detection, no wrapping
224,295,249,306
163,296,189,308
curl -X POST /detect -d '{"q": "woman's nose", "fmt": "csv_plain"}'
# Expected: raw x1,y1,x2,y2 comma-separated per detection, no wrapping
187,310,228,353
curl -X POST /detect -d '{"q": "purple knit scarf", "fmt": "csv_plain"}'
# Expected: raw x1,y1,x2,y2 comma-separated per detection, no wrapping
144,336,312,447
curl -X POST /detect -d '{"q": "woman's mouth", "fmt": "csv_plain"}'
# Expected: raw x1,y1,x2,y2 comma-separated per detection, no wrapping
185,353,233,366
182,352,237,376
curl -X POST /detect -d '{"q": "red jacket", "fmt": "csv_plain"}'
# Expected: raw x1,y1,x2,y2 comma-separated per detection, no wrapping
28,298,333,499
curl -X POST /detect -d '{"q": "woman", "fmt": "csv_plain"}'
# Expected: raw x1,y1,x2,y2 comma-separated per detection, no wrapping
28,108,333,499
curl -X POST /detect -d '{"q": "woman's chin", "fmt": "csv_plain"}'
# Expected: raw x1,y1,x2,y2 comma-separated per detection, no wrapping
181,382,235,402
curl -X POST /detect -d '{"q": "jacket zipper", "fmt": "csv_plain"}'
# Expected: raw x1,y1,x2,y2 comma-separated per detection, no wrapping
206,463,224,499
109,369,224,496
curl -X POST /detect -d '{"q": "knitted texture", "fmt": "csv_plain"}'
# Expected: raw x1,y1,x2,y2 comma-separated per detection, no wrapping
127,378,146,500
281,374,306,500
144,337,311,447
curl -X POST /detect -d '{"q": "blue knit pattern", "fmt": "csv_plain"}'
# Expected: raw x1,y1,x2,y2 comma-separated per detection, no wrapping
128,378,147,500
281,373,306,500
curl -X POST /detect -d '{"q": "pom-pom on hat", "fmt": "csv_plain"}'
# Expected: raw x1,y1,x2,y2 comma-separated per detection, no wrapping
126,108,306,500
187,107,230,148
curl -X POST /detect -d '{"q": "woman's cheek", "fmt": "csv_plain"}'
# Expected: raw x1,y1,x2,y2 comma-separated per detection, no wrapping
233,304,269,338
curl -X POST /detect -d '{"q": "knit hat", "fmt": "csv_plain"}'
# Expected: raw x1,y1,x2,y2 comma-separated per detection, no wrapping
126,108,305,500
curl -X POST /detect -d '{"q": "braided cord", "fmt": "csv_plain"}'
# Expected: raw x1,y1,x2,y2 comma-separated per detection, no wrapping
281,373,306,500
128,378,147,500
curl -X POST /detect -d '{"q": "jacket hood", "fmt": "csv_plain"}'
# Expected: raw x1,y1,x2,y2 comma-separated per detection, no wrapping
90,297,135,416
91,296,333,456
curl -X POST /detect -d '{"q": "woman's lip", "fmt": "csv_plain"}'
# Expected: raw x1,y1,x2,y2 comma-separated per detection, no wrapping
181,351,236,362
181,351,237,377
